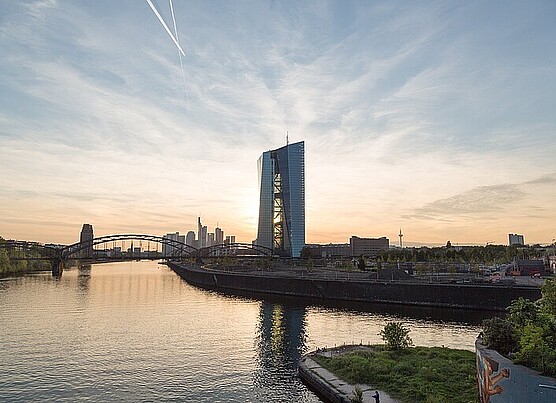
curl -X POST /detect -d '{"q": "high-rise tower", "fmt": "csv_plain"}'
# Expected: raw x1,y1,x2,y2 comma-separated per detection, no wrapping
80,223,94,258
256,141,305,257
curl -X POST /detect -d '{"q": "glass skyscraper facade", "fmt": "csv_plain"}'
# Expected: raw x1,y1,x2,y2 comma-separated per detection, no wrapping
256,141,305,257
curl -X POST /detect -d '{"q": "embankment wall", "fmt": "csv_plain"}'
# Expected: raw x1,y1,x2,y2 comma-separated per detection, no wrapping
169,263,541,310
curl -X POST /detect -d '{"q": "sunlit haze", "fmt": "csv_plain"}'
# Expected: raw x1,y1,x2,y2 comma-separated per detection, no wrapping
1,1,555,246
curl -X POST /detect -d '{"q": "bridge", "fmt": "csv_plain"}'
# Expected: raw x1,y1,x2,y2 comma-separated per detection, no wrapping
1,234,273,277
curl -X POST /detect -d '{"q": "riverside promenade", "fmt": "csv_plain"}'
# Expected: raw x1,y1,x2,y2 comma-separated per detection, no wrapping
299,346,399,403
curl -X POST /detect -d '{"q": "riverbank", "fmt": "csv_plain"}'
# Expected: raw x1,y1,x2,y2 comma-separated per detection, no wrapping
168,262,541,310
0,262,51,278
299,346,399,403
302,345,476,403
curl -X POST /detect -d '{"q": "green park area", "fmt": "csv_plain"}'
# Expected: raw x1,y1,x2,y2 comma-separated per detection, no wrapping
315,277,556,403
314,344,477,403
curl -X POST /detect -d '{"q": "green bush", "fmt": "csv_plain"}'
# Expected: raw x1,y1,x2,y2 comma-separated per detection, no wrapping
380,322,413,350
350,385,363,403
507,297,538,329
541,277,556,315
481,317,518,356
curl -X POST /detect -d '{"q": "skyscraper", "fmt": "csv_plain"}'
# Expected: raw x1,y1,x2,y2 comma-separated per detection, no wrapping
79,223,94,258
256,141,305,257
215,227,224,245
186,231,196,248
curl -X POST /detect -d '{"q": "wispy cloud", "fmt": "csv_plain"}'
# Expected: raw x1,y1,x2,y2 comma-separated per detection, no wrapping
405,173,555,223
0,1,555,244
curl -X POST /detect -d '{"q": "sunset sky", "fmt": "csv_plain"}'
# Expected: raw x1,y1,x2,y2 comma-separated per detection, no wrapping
1,0,555,246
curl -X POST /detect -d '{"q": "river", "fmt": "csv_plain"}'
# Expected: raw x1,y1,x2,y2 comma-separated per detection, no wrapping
0,261,494,402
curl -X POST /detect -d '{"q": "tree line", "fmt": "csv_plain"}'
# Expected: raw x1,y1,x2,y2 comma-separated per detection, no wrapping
377,244,550,265
0,236,51,276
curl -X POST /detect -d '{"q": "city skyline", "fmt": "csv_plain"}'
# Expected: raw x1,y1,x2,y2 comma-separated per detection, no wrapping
1,1,555,246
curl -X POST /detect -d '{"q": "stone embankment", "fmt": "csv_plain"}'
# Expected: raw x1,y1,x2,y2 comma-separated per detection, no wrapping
298,346,399,403
168,262,541,310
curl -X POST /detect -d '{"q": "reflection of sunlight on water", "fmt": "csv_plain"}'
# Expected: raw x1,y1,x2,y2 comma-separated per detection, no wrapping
253,302,318,402
0,261,494,402
271,304,285,357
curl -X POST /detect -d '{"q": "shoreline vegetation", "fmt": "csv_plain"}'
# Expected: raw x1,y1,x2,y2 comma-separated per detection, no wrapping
310,322,477,402
313,345,477,403
0,238,51,277
481,277,556,376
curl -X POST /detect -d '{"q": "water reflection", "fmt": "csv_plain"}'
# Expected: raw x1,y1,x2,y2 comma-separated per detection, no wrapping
0,262,494,402
253,302,318,402
203,286,497,326
308,299,498,326
77,264,91,292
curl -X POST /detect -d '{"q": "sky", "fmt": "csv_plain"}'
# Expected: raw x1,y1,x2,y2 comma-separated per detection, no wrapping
0,0,555,247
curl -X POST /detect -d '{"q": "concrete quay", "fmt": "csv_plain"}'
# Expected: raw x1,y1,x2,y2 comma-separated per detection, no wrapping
298,346,399,403
168,262,541,311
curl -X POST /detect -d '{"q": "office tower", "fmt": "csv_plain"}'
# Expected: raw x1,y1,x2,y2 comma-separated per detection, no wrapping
207,233,215,247
200,226,208,248
163,232,178,256
79,223,94,258
186,231,196,247
215,227,224,245
509,233,525,246
256,141,305,257
196,217,208,248
162,232,185,256
225,235,236,244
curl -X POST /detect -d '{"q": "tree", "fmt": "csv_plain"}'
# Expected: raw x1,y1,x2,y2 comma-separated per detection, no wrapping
0,248,11,275
481,278,556,376
514,324,556,374
507,297,538,330
481,317,518,356
305,257,314,272
541,277,556,315
380,322,413,350
357,256,366,271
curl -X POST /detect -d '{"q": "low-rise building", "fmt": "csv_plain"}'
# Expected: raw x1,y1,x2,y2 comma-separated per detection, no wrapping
303,243,351,258
350,236,389,258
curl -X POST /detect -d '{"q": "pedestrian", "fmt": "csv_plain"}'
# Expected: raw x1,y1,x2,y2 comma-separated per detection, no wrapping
372,390,380,403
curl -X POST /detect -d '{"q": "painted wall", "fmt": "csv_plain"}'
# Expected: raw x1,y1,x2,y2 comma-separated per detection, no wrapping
476,340,556,402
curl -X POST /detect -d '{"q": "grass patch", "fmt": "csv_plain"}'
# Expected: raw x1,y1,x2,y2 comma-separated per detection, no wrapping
313,346,477,403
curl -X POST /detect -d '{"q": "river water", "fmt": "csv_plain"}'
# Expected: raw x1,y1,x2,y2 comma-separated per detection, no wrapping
0,261,494,402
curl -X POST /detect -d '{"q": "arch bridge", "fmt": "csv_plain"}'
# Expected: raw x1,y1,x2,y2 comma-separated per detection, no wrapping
1,235,274,276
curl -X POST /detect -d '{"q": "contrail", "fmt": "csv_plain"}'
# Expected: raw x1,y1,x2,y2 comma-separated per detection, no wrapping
145,0,185,56
168,0,191,109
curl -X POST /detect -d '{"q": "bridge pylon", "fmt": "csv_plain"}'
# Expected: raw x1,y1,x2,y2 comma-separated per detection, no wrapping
51,259,63,277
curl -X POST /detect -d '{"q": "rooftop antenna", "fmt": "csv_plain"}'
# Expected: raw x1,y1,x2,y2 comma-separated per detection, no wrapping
286,131,289,146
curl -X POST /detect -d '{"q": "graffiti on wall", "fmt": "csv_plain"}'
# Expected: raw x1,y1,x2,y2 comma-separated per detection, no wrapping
476,340,556,402
477,352,510,402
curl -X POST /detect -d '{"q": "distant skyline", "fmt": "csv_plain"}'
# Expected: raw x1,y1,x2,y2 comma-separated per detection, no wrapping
1,1,555,246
